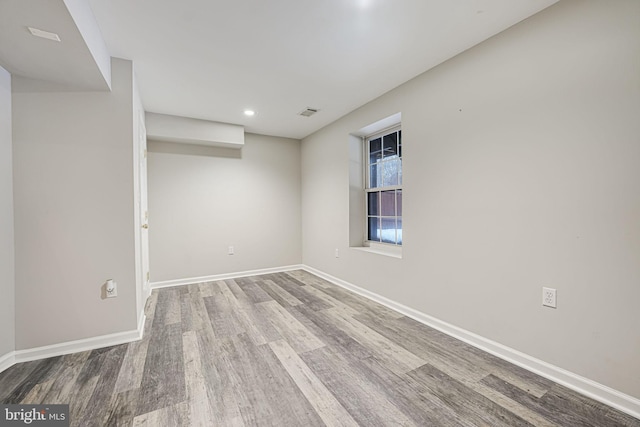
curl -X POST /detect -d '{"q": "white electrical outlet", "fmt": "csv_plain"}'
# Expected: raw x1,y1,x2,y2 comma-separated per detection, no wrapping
542,287,556,308
106,279,118,298
335,248,339,258
228,246,234,255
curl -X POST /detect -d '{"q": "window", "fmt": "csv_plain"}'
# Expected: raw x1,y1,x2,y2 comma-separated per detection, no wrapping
366,126,402,245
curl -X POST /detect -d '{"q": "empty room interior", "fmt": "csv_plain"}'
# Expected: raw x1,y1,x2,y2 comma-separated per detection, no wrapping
1,0,639,425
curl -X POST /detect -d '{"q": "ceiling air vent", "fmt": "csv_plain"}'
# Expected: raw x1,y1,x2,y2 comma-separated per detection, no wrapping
299,108,319,117
28,27,61,42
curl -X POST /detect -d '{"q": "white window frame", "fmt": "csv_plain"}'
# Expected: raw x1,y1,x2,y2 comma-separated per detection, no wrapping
364,124,402,247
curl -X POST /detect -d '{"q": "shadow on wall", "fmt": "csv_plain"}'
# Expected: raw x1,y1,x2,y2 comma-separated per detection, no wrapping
148,140,242,158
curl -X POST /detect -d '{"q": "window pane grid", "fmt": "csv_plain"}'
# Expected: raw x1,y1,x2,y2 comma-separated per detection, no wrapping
365,190,402,244
365,126,402,246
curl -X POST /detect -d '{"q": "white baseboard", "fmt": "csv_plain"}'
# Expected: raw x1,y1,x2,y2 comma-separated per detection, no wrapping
0,350,15,373
143,284,152,302
15,317,145,364
1,264,305,373
137,311,146,338
0,314,146,374
302,265,640,420
3,264,638,419
150,264,304,289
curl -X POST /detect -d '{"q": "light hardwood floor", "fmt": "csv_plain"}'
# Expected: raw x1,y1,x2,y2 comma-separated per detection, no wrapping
1,270,638,426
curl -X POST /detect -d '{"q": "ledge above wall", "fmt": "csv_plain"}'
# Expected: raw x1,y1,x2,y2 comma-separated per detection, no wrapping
145,112,244,149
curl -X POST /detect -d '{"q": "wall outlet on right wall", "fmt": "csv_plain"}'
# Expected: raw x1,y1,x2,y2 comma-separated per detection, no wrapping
542,287,557,308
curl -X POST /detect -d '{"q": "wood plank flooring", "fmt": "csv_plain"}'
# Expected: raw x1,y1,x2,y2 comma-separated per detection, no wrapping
1,270,638,426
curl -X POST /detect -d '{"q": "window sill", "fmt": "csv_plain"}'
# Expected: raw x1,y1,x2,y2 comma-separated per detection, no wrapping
351,243,402,259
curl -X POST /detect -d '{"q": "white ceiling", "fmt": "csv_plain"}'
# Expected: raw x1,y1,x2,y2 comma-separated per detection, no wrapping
2,0,558,139
0,0,111,92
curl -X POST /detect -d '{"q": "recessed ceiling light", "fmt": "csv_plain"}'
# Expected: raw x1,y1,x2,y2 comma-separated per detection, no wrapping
244,110,255,116
28,27,61,42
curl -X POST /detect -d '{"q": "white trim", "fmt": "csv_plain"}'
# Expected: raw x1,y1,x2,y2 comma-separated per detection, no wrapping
351,112,401,138
14,318,145,364
0,351,16,373
143,284,152,301
351,244,402,259
0,315,146,375
302,265,640,420
0,265,302,374
150,264,304,289
137,312,147,338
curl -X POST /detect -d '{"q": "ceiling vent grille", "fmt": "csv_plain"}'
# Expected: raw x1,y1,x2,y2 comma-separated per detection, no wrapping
299,108,319,117
28,27,61,42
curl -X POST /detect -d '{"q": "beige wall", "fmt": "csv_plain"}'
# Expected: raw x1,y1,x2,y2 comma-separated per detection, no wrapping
12,58,139,349
301,0,640,399
0,66,14,359
147,133,302,283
